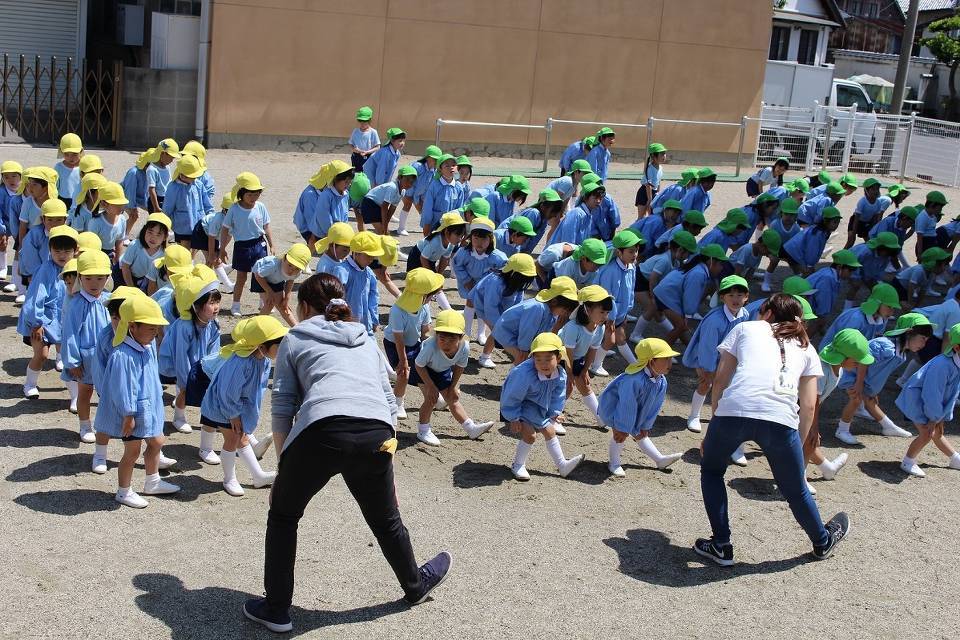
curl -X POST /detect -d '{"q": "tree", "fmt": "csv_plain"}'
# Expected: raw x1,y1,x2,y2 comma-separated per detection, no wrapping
921,16,960,120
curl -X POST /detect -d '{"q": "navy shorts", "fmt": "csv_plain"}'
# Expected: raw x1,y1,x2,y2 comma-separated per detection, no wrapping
232,237,267,272
383,339,421,372
59,196,73,209
745,178,761,197
184,361,210,407
22,335,53,347
935,227,952,250
189,220,215,252
635,271,650,292
635,186,658,206
847,215,877,240
159,373,176,385
778,246,800,268
405,244,436,273
351,152,367,173
653,293,670,312
147,196,165,214
361,197,385,225
200,415,231,431
251,275,286,293
918,335,943,364
890,278,909,303
410,364,453,390
571,356,587,377
299,230,312,243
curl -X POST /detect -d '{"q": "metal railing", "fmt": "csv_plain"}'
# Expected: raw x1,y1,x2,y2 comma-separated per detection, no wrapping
434,118,551,174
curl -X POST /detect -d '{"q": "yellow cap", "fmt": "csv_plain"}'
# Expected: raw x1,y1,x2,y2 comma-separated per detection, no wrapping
234,171,264,192
136,148,154,170
283,243,311,271
309,160,352,190
173,154,204,180
503,253,536,277
396,268,445,313
77,250,112,276
535,275,578,303
77,231,102,253
314,222,355,254
41,198,68,218
435,309,466,335
98,181,128,206
78,154,103,173
49,225,79,242
182,140,207,165
469,217,496,233
61,258,78,275
76,172,108,208
350,231,385,257
578,284,612,303
158,138,181,158
435,211,467,234
378,235,400,267
113,296,169,347
220,193,235,210
146,212,172,230
1,160,22,174
529,332,567,362
174,267,219,320
59,132,83,154
153,244,193,275
108,286,147,304
624,338,681,374
220,315,288,358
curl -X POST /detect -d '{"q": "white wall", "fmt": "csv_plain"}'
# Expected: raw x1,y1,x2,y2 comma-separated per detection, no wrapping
782,0,830,18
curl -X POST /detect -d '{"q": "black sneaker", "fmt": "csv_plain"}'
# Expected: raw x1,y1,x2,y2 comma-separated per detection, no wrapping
693,538,735,567
243,597,293,633
812,512,850,560
404,551,452,605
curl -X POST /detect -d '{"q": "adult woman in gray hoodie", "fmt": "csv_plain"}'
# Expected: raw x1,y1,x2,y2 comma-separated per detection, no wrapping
243,273,451,634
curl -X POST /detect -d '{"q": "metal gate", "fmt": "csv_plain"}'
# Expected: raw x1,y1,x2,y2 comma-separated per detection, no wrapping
0,55,123,146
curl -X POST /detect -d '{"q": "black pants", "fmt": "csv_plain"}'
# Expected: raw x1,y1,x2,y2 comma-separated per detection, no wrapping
264,418,422,610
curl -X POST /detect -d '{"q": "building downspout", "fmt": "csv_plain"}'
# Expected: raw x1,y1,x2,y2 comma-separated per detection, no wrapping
195,0,212,142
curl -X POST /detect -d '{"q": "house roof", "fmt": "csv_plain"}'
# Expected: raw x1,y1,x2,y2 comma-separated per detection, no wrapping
897,1,959,13
774,0,847,28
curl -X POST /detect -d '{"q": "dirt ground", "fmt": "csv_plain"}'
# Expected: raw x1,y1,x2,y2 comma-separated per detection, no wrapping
1,143,958,639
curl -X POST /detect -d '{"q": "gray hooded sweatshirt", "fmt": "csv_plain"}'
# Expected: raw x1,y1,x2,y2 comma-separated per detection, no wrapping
271,316,397,453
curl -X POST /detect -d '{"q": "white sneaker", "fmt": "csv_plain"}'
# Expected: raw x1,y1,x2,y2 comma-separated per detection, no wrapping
935,275,948,286
435,396,448,411
68,400,78,414
881,423,912,438
511,464,530,481
476,330,488,345
199,449,221,465
79,424,96,444
626,313,638,322
686,416,702,433
901,460,925,478
91,456,107,474
23,383,38,399
252,433,274,459
158,453,177,470
834,430,860,446
590,365,610,377
3,282,16,293
55,359,63,372
656,453,683,470
950,456,960,471
477,356,496,369
464,421,494,440
558,454,585,478
223,478,245,496
388,369,397,383
252,472,276,489
397,229,409,237
396,405,407,420
142,477,180,495
231,303,242,317
553,423,567,435
806,480,817,495
731,451,748,467
15,294,25,304
397,250,409,261
690,313,704,321
115,490,148,508
821,452,849,480
173,417,193,434
928,289,944,298
417,429,441,446
609,464,626,478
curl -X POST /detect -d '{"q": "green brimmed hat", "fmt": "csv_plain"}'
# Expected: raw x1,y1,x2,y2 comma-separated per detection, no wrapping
699,243,728,261
884,312,933,337
760,228,782,253
683,210,707,226
663,199,683,211
820,328,874,365
719,275,748,292
783,275,816,296
507,216,536,236
573,238,609,264
780,199,800,215
672,230,698,253
612,229,644,249
867,231,901,251
860,282,902,315
794,295,817,320
831,249,862,268
570,158,592,174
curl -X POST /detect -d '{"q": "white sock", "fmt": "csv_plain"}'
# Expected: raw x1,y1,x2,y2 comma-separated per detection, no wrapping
174,407,187,423
879,415,898,430
66,380,79,402
837,419,851,434
95,443,108,458
435,290,452,311
221,448,238,483
384,358,396,377
657,317,673,331
199,429,217,452
477,325,488,344
397,208,409,232
25,366,40,388
843,299,854,310
689,391,707,421
617,343,637,364
14,261,25,294
0,251,8,276
215,265,234,289
463,306,476,338
237,444,268,479
418,423,431,435
818,458,837,475
144,472,160,486
637,436,664,463
902,454,917,467
248,433,259,446
117,485,132,496
950,452,960,465
513,439,532,469
609,437,625,468
583,392,600,418
462,418,475,431
545,436,567,467
55,351,62,366
79,419,91,430
630,317,648,339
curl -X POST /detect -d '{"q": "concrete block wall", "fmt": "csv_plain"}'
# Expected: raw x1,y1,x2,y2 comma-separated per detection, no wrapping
119,68,197,148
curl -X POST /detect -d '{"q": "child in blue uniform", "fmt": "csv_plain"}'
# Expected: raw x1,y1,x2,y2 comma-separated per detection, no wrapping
631,198,681,258
600,338,683,476
820,282,900,349
798,181,846,227
494,211,537,258
650,168,696,217
652,243,729,347
421,154,466,235
61,250,111,443
95,296,179,508
145,139,179,213
453,217,507,336
780,205,842,275
68,172,107,231
635,142,667,218
55,132,82,209
2,160,23,295
20,199,69,287
551,182,603,245
804,249,861,328
470,253,537,368
182,140,215,203
341,231,383,334
843,177,890,249
251,243,310,327
502,333,584,480
349,106,380,171
18,225,77,398
493,276,579,364
497,188,565,254
385,268,444,421
896,323,960,477
746,157,788,196
559,135,596,175
559,285,612,429
844,231,901,307
87,181,130,285
652,209,708,253
698,209,751,252
201,316,286,496
835,313,932,445
120,212,169,289
59,258,79,410
630,229,699,342
363,127,405,187
680,168,716,215
162,154,210,247
412,310,495,446
760,197,802,292
586,127,615,181
120,149,151,241
893,247,951,311
304,161,354,245
683,275,750,433
394,145,442,236
913,190,948,260
536,238,607,289
146,244,193,322
220,172,275,316
546,159,592,206
593,230,644,376
407,211,467,311
314,222,354,283
361,165,417,234
730,228,780,280
477,175,532,226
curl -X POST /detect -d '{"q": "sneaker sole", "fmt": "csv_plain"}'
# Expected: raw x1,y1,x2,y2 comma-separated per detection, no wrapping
812,520,852,560
693,545,734,567
243,603,293,633
407,555,453,605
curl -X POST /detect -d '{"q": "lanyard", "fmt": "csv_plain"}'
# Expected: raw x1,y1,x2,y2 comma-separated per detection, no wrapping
776,338,787,372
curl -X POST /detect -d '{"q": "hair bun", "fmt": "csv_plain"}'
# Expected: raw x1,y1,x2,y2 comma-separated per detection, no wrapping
324,297,352,322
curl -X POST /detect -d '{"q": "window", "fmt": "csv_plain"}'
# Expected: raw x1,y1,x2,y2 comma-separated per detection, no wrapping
769,25,790,61
889,34,902,54
865,2,878,17
836,84,871,111
848,0,861,14
797,29,819,65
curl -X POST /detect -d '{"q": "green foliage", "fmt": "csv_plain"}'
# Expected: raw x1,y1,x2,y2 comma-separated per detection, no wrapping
921,17,960,65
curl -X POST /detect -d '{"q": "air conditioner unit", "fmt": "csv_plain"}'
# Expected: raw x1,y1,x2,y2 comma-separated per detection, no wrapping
151,12,200,70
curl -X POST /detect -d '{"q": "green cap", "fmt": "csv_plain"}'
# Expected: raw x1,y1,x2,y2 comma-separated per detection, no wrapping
672,230,698,253
573,238,610,264
612,229,644,249
580,172,601,186
683,210,707,227
831,249,862,268
867,231,901,251
862,177,882,189
793,295,817,320
455,155,472,166
783,275,816,296
434,153,456,177
927,190,948,205
839,173,859,188
569,158,592,174
820,328,875,366
719,275,748,292
596,126,615,138
718,208,749,231
888,184,909,198
386,127,405,140
760,228,782,253
899,205,919,220
826,181,845,197
582,135,597,148
779,199,800,215
920,246,951,268
423,145,443,160
885,312,934,337
789,178,810,194
818,170,832,184
462,197,491,217
942,323,960,354
699,243,728,261
498,174,531,197
663,199,683,211
755,193,778,205
348,172,370,202
698,167,717,179
648,142,668,154
822,206,842,219
397,165,418,178
538,188,562,203
679,168,698,186
508,216,536,236
355,106,373,121
582,181,605,196
860,282,902,315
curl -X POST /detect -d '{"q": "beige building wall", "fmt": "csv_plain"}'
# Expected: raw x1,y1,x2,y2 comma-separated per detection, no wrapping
206,0,772,154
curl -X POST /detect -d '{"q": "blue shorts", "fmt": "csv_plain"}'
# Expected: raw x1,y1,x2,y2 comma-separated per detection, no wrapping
22,334,53,347
410,364,453,390
159,373,177,385
251,276,286,294
383,339,421,372
232,237,267,272
190,220,215,252
361,197,385,225
405,245,436,273
745,178,762,197
184,361,211,407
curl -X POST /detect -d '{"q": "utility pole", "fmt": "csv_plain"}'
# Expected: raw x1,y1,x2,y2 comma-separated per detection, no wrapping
881,0,921,173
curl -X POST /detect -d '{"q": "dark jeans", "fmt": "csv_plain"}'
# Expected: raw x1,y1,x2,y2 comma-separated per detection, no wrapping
700,415,828,547
264,418,422,610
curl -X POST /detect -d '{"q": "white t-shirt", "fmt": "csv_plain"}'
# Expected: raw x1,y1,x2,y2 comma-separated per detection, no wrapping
715,321,823,430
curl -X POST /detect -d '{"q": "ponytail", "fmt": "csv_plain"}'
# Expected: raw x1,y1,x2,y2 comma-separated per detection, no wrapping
324,298,353,322
298,272,348,318
760,293,809,348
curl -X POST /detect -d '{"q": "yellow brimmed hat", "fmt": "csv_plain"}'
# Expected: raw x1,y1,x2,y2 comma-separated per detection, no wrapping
77,250,112,276
59,132,83,154
233,171,264,194
434,309,466,335
174,267,219,320
173,154,204,180
109,286,147,305
113,296,169,346
158,138,181,158
220,193,235,210
378,235,400,267
529,332,567,363
577,284,612,303
76,172,108,208
314,222,355,254
435,211,467,234
283,243,311,271
41,199,68,218
220,316,288,358
146,212,172,230
61,258,78,276
535,275,579,303
350,231,385,257
182,140,207,166
48,225,79,242
502,253,536,277
79,154,103,173
153,244,193,275
98,181,129,206
77,231,102,253
396,268,445,313
1,160,23,174
625,338,680,374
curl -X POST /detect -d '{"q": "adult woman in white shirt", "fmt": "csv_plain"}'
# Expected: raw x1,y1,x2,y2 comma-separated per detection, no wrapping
694,294,850,566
